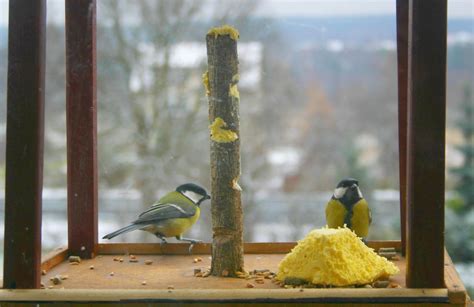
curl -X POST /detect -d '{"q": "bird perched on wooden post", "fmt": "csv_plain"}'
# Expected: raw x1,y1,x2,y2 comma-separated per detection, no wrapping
102,183,210,252
325,178,372,240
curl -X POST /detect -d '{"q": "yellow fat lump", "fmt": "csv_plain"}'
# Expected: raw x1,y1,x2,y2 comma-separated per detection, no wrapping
277,227,399,286
202,71,210,96
229,74,240,100
207,25,240,41
209,117,238,143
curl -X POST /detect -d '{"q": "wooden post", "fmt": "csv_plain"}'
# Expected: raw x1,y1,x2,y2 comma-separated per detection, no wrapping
66,0,98,259
206,26,244,277
406,0,447,288
396,0,409,257
3,0,46,289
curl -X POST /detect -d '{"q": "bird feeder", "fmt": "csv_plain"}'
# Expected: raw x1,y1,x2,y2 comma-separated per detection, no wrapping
0,0,469,305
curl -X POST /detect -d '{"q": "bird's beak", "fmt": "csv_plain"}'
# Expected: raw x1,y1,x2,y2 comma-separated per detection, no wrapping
205,194,211,200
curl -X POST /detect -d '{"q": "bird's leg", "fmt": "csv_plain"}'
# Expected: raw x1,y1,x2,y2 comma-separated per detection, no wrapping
155,233,168,247
176,236,202,253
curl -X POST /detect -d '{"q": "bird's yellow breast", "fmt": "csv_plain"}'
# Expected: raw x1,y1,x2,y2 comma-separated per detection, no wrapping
142,207,200,238
325,199,347,229
325,198,371,238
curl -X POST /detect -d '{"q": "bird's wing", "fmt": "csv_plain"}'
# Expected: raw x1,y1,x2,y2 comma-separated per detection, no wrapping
134,191,196,224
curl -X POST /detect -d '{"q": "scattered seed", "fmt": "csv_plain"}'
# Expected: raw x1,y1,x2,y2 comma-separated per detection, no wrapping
167,285,174,289
299,288,304,292
70,262,79,266
246,283,255,288
129,259,139,263
41,270,47,276
389,282,401,288
113,257,120,262
145,260,153,265
202,271,210,278
373,280,390,288
60,275,68,280
98,255,103,258
119,258,124,262
49,277,54,281
379,251,397,260
52,276,62,285
110,272,115,276
48,285,54,289
130,255,136,259
40,282,45,289
193,258,199,263
256,279,264,284
68,256,81,263
142,281,147,286
89,265,94,270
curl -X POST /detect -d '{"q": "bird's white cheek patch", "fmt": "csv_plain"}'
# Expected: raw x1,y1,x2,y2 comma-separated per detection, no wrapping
334,187,347,199
357,187,363,198
183,191,202,204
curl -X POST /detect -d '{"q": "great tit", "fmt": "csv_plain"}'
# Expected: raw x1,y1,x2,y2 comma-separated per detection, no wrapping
325,178,372,239
102,183,210,250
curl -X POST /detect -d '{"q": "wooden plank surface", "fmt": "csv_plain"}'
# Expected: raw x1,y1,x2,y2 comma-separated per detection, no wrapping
444,250,467,304
65,0,98,259
41,247,69,273
3,0,46,289
396,0,409,257
405,0,447,288
2,245,469,304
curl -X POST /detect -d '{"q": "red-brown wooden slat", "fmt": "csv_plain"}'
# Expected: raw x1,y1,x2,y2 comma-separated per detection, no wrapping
3,0,46,289
396,0,409,257
66,0,98,259
406,0,447,288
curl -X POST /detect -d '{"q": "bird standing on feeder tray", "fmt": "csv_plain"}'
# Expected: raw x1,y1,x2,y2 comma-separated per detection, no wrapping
325,178,372,240
102,183,210,252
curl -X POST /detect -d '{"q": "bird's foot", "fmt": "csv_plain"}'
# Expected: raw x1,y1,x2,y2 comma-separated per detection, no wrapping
176,237,202,254
155,235,168,248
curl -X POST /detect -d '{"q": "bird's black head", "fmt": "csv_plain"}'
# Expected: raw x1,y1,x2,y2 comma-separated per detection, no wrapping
333,178,363,206
176,183,211,205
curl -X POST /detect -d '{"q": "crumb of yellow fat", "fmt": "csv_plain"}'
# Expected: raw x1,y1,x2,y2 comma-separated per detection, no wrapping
229,84,240,100
209,117,238,143
229,74,240,100
232,177,242,191
207,25,240,41
202,71,210,96
277,227,399,287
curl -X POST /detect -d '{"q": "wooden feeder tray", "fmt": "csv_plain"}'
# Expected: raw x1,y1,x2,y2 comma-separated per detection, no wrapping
0,242,468,305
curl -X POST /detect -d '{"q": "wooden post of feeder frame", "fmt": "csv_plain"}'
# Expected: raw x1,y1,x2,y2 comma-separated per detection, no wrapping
3,0,46,289
206,26,244,277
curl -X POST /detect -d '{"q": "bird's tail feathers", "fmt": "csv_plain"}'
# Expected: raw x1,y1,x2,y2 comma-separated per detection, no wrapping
102,224,141,240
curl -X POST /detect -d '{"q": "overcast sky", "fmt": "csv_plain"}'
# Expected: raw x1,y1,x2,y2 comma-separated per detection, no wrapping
0,0,473,26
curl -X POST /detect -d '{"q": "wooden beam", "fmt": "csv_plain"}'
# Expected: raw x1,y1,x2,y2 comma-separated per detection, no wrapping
3,0,46,289
406,0,447,288
396,0,409,257
0,288,450,304
97,241,401,255
66,0,98,259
